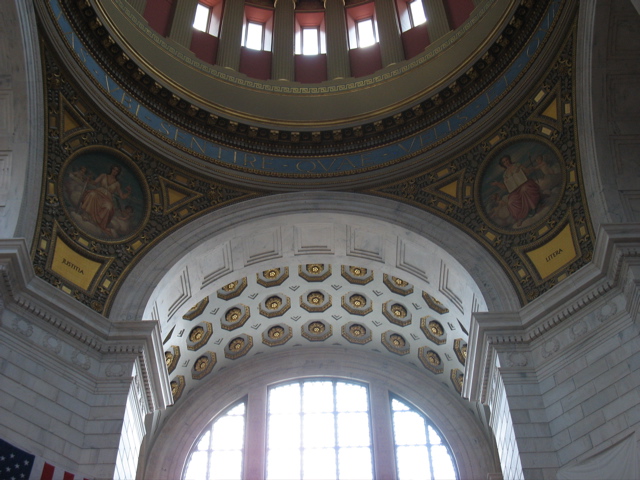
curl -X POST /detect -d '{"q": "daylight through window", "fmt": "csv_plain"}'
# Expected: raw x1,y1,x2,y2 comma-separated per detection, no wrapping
193,4,211,32
266,380,373,479
182,378,459,480
244,22,265,50
302,27,320,55
356,18,377,48
183,401,246,480
408,0,427,27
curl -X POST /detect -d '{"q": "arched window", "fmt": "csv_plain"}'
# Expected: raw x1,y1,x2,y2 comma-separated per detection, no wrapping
183,401,247,480
391,397,457,480
182,379,457,480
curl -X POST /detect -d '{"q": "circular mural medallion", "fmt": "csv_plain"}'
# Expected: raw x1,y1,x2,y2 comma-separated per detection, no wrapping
61,148,146,241
479,139,563,231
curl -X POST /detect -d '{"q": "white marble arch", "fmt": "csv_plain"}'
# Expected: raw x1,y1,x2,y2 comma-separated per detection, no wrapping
141,347,500,480
0,0,44,242
576,0,640,227
109,192,520,326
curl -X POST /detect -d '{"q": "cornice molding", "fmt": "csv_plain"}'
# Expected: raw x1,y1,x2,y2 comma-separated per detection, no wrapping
0,238,172,411
464,223,640,403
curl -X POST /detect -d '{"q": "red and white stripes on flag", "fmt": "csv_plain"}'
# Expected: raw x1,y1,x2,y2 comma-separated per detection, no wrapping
0,438,91,480
29,458,91,480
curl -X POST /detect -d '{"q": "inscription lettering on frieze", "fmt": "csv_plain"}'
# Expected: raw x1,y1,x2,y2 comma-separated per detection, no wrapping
62,258,85,276
545,248,563,262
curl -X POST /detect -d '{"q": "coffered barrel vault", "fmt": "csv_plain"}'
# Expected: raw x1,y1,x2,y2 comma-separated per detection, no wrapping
1,0,639,479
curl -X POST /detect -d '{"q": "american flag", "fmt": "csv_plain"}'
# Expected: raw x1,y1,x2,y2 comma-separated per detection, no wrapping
0,439,90,480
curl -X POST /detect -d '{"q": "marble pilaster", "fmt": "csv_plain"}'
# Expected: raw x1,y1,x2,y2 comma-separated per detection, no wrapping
272,0,296,81
374,0,404,66
422,0,450,42
217,0,245,70
325,0,351,79
168,0,199,48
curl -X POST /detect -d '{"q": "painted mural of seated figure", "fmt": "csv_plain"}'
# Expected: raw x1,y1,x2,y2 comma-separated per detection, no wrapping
80,165,132,234
491,155,541,227
110,205,134,237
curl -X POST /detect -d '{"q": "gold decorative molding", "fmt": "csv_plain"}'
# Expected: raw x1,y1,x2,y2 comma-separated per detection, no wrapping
183,296,209,320
421,317,447,345
383,274,414,296
342,322,372,345
382,331,410,356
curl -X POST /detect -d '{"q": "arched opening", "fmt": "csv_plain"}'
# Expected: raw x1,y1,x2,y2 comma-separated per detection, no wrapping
182,377,459,480
123,193,509,479
142,348,498,479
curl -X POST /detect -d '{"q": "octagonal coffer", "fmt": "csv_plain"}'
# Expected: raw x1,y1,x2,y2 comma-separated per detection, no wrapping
299,264,332,282
342,292,373,315
383,300,411,326
302,319,332,341
225,334,253,359
217,278,248,300
341,265,374,285
191,351,217,380
183,296,210,320
187,322,213,351
450,368,464,393
419,346,444,374
382,331,410,355
164,346,180,374
454,338,468,365
421,317,447,345
257,267,289,287
259,293,291,318
220,304,250,330
262,323,293,347
170,375,185,402
300,289,332,312
342,322,372,344
383,274,414,296
422,291,449,314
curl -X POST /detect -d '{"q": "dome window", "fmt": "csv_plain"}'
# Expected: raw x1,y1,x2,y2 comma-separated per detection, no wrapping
302,27,320,55
356,17,377,48
346,1,379,49
192,1,223,37
241,5,274,52
295,9,327,56
408,0,427,27
244,21,265,51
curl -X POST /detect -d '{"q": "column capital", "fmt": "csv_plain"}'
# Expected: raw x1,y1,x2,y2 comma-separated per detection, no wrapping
274,0,297,7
